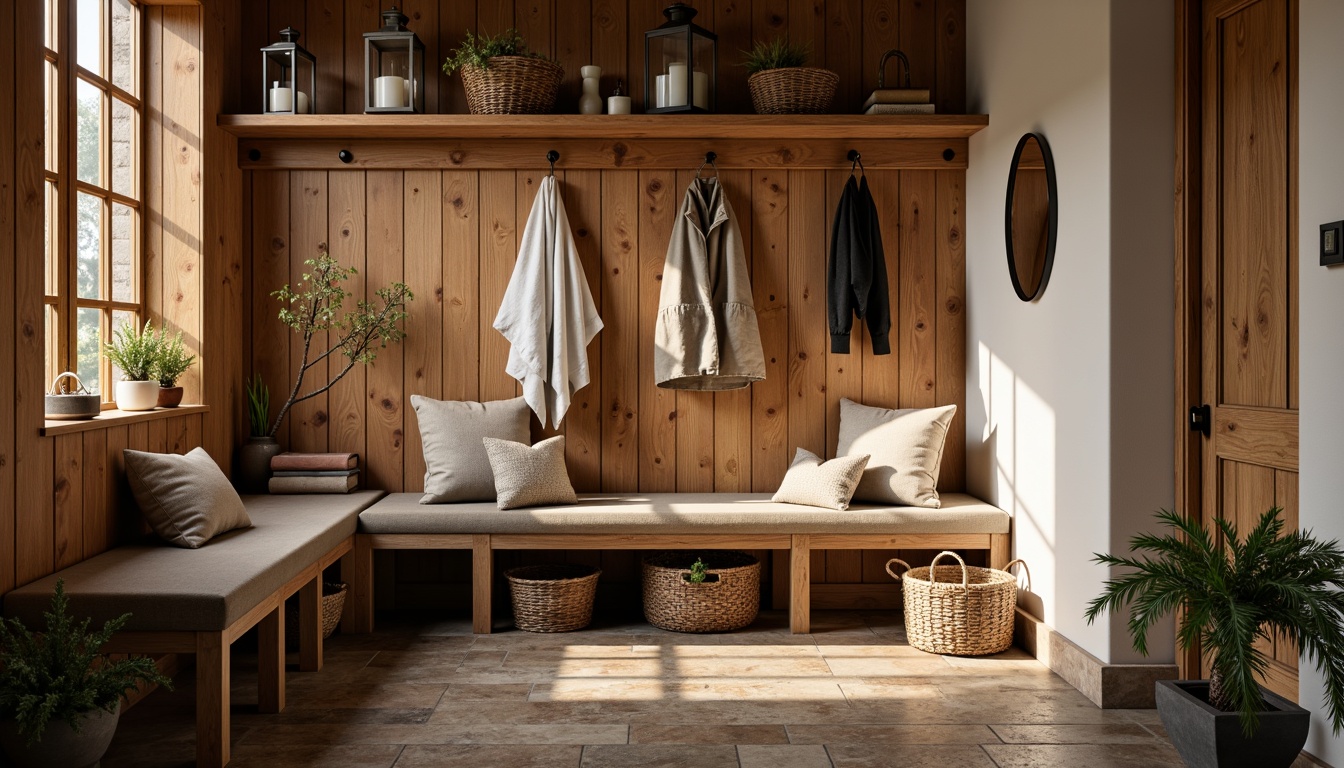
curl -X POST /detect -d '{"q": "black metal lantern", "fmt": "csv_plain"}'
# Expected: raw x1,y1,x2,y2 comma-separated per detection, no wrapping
363,6,426,113
261,27,316,114
644,3,716,114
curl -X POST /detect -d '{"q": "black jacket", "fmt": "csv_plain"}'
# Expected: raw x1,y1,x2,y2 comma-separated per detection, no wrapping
827,174,891,355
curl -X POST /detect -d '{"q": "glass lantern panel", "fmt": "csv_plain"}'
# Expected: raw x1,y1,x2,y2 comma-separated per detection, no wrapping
691,34,714,111
264,51,295,113
293,55,314,113
648,33,690,109
368,39,413,109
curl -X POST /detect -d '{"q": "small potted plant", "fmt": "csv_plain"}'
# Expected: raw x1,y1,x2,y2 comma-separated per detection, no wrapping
1087,508,1344,768
237,374,279,493
0,581,171,768
152,328,196,408
743,38,838,114
443,28,563,114
103,319,162,412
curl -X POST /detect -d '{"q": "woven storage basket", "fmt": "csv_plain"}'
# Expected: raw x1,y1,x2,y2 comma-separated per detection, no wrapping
460,56,564,114
642,551,760,633
747,67,840,114
886,552,1029,656
505,564,601,633
283,582,347,650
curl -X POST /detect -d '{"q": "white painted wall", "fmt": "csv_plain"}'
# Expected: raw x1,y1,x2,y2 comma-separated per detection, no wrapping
965,0,1174,665
1297,1,1344,762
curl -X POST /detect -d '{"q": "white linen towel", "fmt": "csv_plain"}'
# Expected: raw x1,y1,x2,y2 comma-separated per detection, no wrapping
493,175,603,429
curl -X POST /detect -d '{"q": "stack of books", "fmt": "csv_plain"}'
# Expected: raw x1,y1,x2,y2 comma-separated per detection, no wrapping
862,87,934,115
269,452,360,494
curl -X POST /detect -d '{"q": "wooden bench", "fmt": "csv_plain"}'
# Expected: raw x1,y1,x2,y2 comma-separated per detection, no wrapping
1,490,385,768
344,492,1011,635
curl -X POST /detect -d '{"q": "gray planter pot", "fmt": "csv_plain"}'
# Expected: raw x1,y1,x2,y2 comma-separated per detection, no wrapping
0,701,120,768
1156,679,1309,768
236,436,282,494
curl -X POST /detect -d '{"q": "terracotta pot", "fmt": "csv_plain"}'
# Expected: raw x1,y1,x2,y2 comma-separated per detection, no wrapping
0,701,120,768
236,436,282,494
114,380,160,411
156,386,184,408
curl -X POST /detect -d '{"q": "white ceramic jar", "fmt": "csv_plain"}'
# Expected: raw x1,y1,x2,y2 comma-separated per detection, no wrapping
579,65,603,115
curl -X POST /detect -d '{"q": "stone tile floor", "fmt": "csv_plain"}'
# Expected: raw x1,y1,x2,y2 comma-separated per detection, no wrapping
98,609,1300,767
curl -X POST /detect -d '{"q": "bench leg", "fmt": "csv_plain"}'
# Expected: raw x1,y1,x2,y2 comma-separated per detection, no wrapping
299,576,324,672
790,534,810,634
195,631,230,768
341,535,374,634
257,605,285,714
990,533,1011,571
473,534,493,634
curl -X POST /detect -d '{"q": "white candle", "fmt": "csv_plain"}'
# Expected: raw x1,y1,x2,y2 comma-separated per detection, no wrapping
654,75,668,108
667,63,688,107
295,90,310,114
692,71,708,110
374,75,405,108
268,81,292,113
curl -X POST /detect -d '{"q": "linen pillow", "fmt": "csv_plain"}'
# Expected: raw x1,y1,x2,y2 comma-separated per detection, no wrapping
123,447,252,549
482,435,578,510
836,399,957,508
771,448,870,511
412,395,530,504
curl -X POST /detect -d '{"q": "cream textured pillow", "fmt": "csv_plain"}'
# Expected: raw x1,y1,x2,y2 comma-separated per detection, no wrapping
836,399,957,508
772,448,870,511
412,396,530,504
123,447,252,549
482,435,578,510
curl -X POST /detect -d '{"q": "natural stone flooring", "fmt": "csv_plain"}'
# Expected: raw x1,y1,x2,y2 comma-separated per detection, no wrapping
104,610,1203,767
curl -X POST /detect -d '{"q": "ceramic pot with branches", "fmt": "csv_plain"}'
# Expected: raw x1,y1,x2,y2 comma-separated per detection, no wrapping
103,320,162,411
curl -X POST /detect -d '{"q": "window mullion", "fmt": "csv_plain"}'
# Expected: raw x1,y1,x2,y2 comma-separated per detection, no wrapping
58,0,75,381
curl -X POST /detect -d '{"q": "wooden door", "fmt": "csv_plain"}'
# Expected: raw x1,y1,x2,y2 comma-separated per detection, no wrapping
1196,0,1298,700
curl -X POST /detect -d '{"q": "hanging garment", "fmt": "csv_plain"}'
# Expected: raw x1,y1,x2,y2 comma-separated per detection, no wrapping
828,174,892,355
493,175,604,429
654,176,766,390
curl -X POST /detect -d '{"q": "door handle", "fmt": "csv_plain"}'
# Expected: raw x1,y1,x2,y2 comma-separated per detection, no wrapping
1189,404,1211,437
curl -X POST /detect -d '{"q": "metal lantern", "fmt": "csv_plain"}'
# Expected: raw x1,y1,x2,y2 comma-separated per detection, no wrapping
644,3,716,114
363,6,426,113
261,27,316,114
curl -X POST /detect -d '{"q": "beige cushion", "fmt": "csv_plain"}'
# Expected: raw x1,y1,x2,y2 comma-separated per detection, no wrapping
483,436,577,510
771,448,869,510
123,447,251,548
412,395,530,504
358,492,1010,536
837,399,957,508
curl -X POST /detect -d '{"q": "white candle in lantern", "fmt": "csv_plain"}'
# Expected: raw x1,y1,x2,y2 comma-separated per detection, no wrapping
692,71,708,110
295,90,310,114
268,81,293,113
375,75,406,108
667,63,688,107
403,77,412,108
655,75,668,108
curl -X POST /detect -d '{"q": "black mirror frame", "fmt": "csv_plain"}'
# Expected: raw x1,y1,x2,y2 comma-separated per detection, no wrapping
1005,132,1058,302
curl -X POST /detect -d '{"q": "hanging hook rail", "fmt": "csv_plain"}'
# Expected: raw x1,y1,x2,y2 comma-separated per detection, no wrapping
848,149,864,175
697,151,718,179
547,149,560,177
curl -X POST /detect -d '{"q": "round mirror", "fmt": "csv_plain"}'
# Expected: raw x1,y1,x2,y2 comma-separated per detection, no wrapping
1005,133,1057,302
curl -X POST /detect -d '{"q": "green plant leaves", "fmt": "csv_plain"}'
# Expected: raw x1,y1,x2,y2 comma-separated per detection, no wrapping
443,28,555,76
742,38,810,76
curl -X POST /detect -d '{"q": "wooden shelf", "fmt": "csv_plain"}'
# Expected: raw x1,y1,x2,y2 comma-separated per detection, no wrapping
218,113,989,141
43,404,210,437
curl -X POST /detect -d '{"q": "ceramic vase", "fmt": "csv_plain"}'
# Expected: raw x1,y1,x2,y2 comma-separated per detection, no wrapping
579,65,602,114
114,380,161,412
0,702,120,768
237,436,282,494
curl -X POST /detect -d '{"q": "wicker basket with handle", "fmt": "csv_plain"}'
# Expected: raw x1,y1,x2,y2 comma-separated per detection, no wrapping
886,552,1029,656
747,67,840,114
641,551,760,633
284,581,347,650
460,56,564,114
505,564,601,632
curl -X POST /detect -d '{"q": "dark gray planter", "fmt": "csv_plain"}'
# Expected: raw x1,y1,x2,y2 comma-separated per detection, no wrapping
236,436,282,494
1156,679,1309,768
0,701,120,768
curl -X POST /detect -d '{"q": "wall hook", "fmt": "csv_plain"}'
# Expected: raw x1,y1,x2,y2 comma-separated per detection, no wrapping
848,149,864,175
338,149,354,164
547,149,560,177
697,151,718,179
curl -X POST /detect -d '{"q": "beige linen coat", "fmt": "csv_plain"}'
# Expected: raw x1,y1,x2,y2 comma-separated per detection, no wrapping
654,177,765,390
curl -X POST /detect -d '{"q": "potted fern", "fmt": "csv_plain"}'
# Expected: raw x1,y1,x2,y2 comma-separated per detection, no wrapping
743,38,838,114
1086,508,1344,768
152,328,196,408
443,28,563,114
103,319,162,412
0,581,171,768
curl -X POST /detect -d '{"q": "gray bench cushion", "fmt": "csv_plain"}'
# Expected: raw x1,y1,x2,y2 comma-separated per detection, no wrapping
357,492,1009,536
3,491,385,632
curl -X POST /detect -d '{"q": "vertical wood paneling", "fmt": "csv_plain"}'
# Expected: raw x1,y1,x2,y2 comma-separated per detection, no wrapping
638,169,677,491
626,0,661,113
0,0,16,595
402,171,443,492
479,170,517,402
899,0,937,94
104,426,128,546
825,0,863,113
590,0,627,106
714,169,754,492
442,171,480,403
674,169,715,493
289,171,330,454
898,170,937,409
145,11,165,323
555,0,593,114
344,0,380,113
935,170,965,490
934,0,966,114
81,430,109,556
564,169,604,491
714,0,752,112
305,0,345,114
53,435,83,570
824,169,862,457
162,8,203,403
477,0,515,38
787,169,827,460
327,171,367,461
862,171,899,408
600,171,639,492
787,0,825,62
751,169,789,491
365,171,405,491
753,0,788,41
252,172,292,446
438,1,477,115
400,0,440,113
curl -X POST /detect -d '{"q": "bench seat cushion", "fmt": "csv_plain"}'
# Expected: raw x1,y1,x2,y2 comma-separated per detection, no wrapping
3,491,385,632
358,492,1009,535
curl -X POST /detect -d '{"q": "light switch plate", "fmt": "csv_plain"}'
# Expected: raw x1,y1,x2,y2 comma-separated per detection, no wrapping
1322,220,1344,266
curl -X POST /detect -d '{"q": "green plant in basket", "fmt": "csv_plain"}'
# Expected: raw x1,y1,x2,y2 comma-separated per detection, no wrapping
687,558,709,584
741,38,809,75
443,28,555,75
103,320,161,382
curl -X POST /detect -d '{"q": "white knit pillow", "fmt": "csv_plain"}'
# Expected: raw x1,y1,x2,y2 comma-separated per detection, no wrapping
482,436,578,510
771,448,870,511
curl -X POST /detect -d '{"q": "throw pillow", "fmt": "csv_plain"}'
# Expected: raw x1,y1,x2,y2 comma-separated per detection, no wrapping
771,448,870,511
412,395,530,504
482,435,578,510
123,447,252,548
836,399,957,508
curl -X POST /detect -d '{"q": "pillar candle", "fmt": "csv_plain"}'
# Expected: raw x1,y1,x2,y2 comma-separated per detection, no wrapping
655,75,668,108
667,63,688,107
607,94,632,115
295,90,310,114
268,82,293,113
375,75,405,108
692,71,709,110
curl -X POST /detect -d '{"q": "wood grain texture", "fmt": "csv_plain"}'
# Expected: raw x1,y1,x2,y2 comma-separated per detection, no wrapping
751,169,789,490
326,171,367,462
288,170,330,454
564,169,604,492
364,171,405,491
713,170,754,492
638,169,677,492
0,0,15,596
402,171,443,491
599,171,639,492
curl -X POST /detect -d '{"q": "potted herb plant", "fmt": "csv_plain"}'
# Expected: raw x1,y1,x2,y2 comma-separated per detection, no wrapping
443,28,563,114
743,38,838,114
152,328,196,408
1087,508,1344,768
103,319,162,412
0,581,170,768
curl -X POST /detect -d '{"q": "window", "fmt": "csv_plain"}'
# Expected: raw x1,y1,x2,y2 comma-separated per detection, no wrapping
44,0,142,402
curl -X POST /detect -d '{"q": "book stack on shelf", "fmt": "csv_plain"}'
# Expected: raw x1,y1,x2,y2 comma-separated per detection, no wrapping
269,452,360,494
862,87,933,115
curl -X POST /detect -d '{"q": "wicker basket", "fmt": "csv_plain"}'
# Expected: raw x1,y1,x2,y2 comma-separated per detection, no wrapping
642,551,760,633
886,552,1028,656
460,56,564,114
505,564,601,632
748,67,840,114
284,582,347,650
